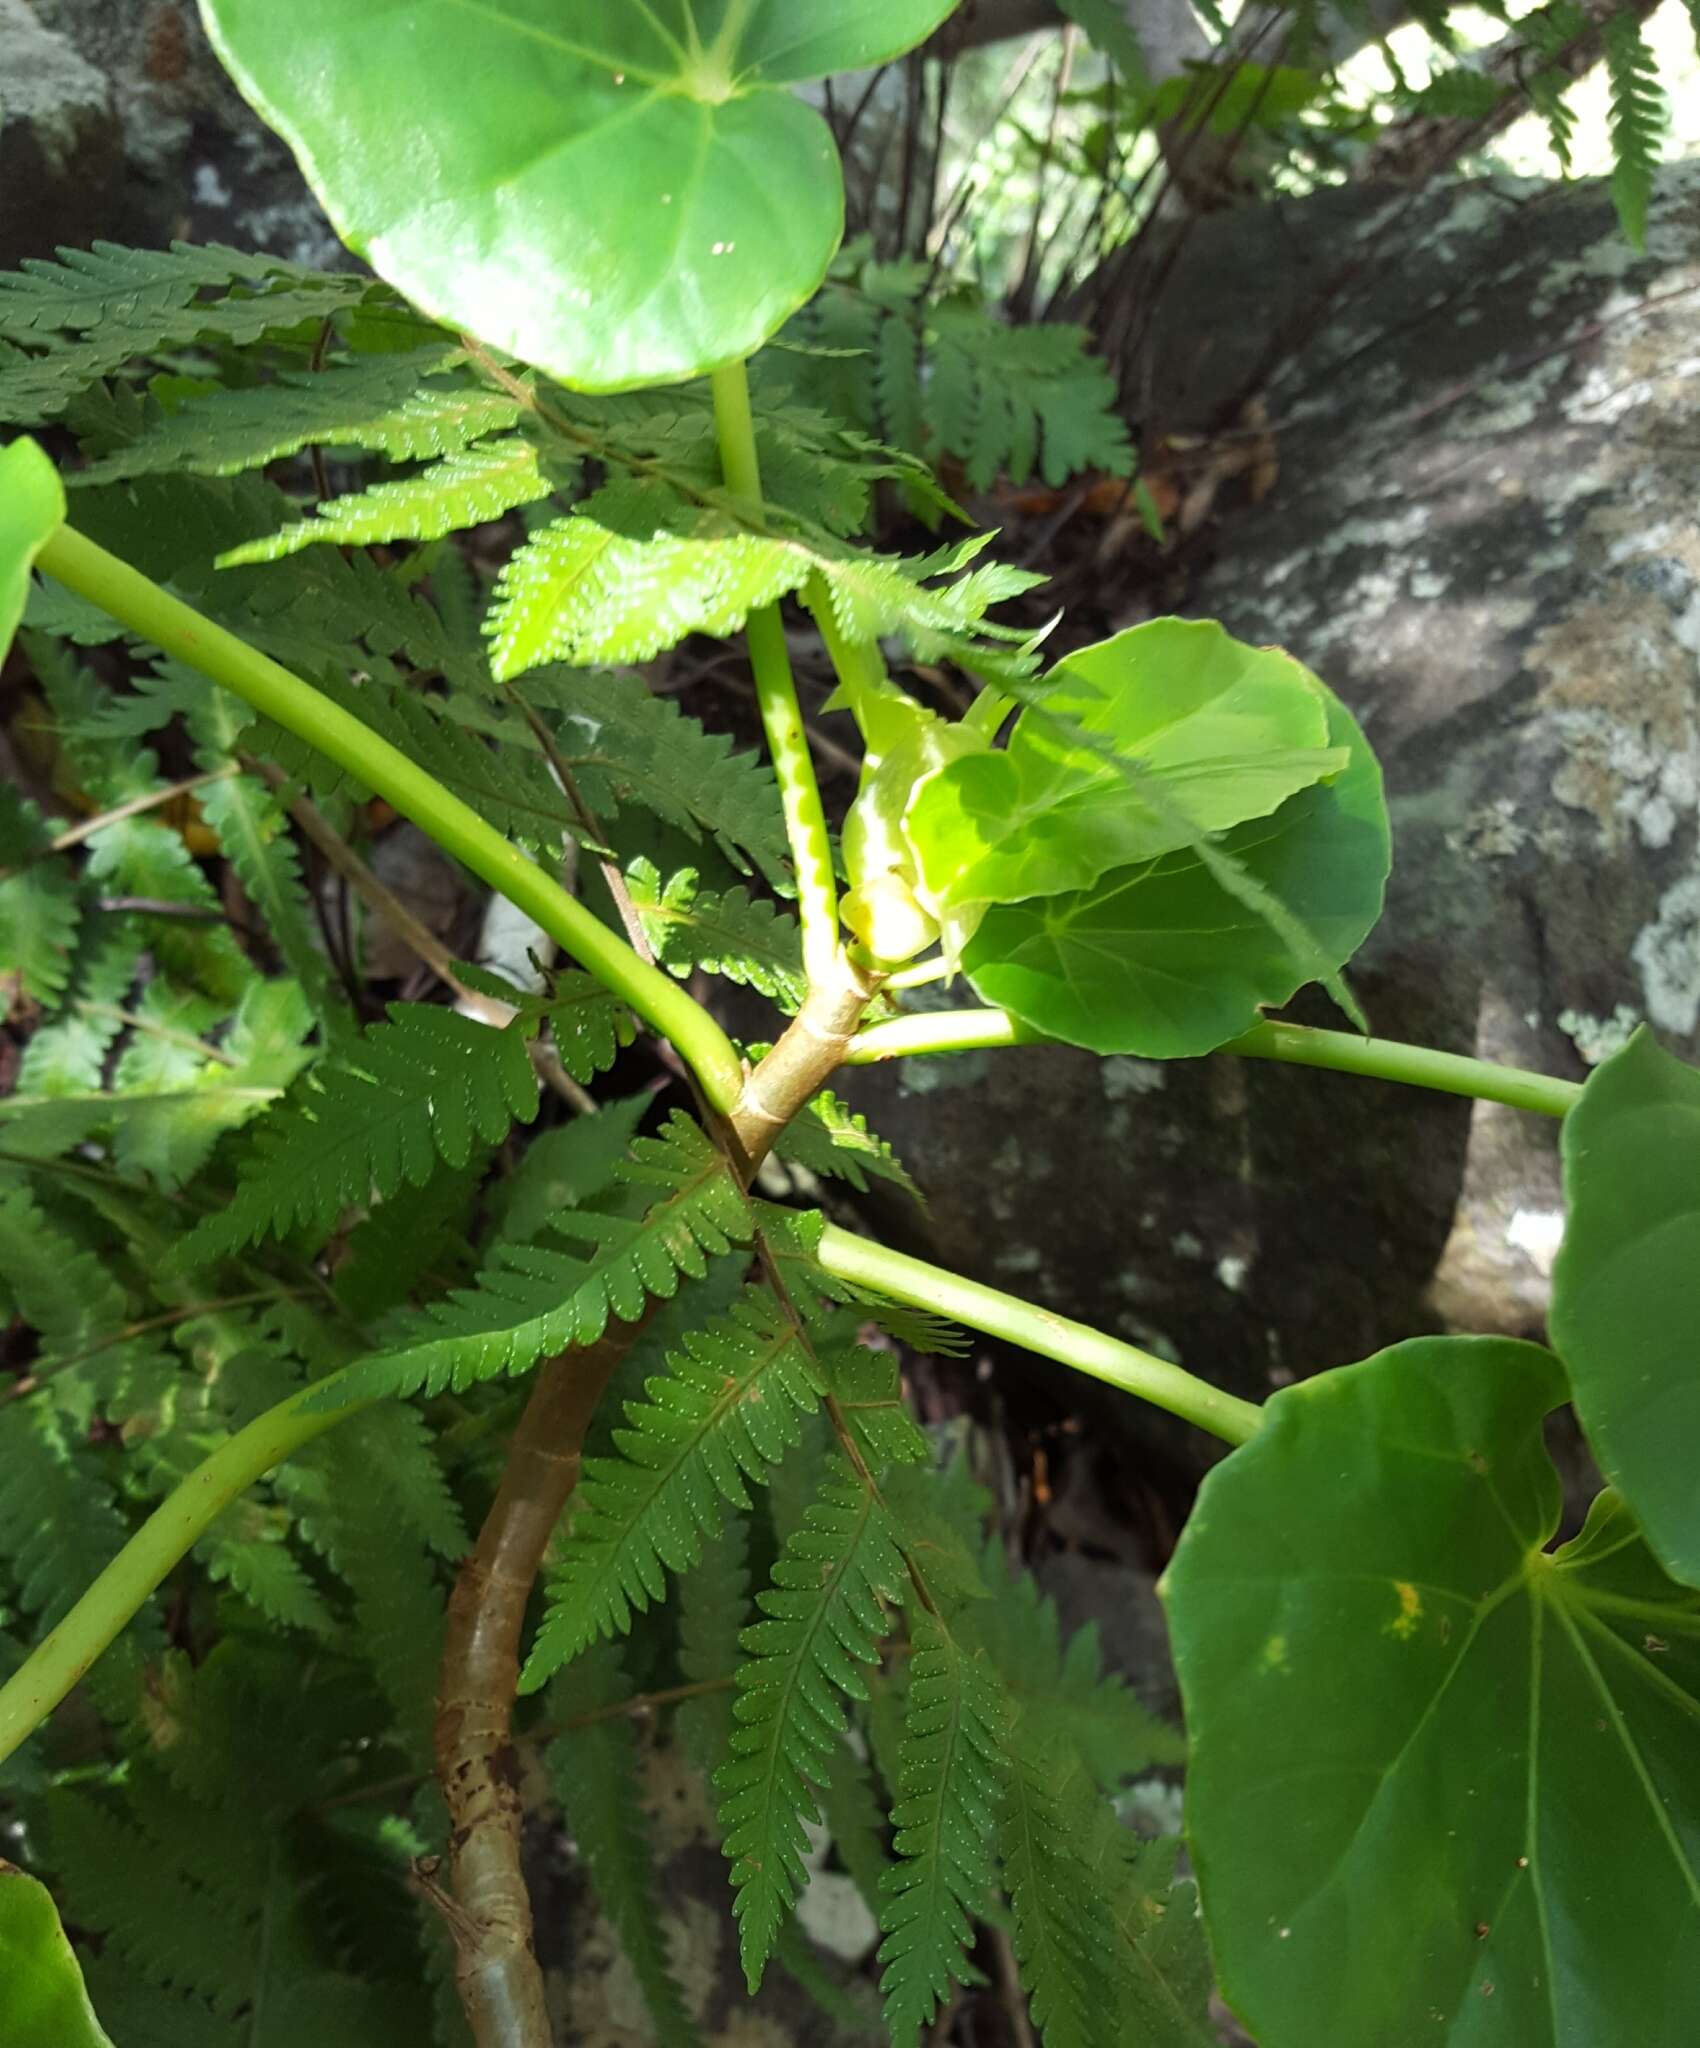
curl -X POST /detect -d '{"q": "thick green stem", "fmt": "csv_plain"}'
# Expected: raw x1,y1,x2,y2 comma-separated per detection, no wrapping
815,1223,1262,1448
1222,1019,1581,1116
843,1007,1582,1117
33,524,745,1116
0,1373,373,1767
708,360,840,986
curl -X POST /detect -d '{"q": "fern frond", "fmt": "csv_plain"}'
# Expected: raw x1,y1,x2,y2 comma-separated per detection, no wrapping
482,1093,649,1249
14,917,141,1092
74,344,512,483
333,1154,485,1319
775,1090,920,1199
174,1004,540,1266
1096,1830,1217,2048
783,265,1133,493
0,857,80,1005
876,312,926,455
339,1114,752,1405
0,240,328,339
280,673,579,843
200,1498,337,1636
193,763,333,1013
0,1397,140,1634
821,1340,933,1471
1604,10,1667,247
527,669,791,886
220,438,552,563
73,472,490,698
547,1645,703,2048
541,971,638,1083
526,1284,824,1681
486,507,807,677
878,1614,1009,2045
0,248,377,426
676,1513,749,1770
46,1786,256,2015
821,1731,897,1918
998,1740,1128,2048
0,1178,130,1365
970,1545,1185,1786
716,1460,909,1990
627,857,806,1010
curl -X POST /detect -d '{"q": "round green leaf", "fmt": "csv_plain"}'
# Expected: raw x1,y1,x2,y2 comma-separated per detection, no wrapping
1164,1336,1700,2048
2,439,66,658
1551,1027,1700,1587
0,1863,115,2048
960,684,1387,1056
908,619,1349,914
198,0,960,391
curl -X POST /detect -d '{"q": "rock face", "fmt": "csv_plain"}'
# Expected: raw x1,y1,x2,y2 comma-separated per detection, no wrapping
846,164,1700,1472
0,1,340,269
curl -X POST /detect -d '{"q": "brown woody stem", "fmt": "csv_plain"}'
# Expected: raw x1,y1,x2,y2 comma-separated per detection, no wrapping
434,962,876,2047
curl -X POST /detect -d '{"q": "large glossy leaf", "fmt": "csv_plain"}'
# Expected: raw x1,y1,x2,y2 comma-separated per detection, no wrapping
0,1864,115,2048
960,685,1386,1056
907,621,1348,914
2,439,66,657
1551,1027,1700,1587
199,0,960,391
1164,1335,1700,2048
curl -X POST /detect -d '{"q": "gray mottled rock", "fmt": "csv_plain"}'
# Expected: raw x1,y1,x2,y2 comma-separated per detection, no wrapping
846,164,1700,1471
2,0,338,267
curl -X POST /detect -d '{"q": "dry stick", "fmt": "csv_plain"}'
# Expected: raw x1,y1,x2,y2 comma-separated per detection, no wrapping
432,970,875,2048
7,766,236,871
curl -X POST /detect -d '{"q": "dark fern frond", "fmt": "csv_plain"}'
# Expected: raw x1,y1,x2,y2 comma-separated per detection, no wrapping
780,261,1135,493
969,1543,1186,1787
192,757,335,1017
1604,9,1667,247
998,1738,1129,2048
525,1284,824,1681
547,1644,704,2048
0,1177,131,1366
0,797,81,1004
0,240,332,339
716,1459,910,1991
0,1397,141,1637
173,1004,540,1266
675,1513,750,1771
46,1784,257,2017
627,858,807,1012
74,344,507,483
878,1614,1009,2046
337,1114,753,1406
774,1089,921,1200
525,668,792,887
820,1730,897,1919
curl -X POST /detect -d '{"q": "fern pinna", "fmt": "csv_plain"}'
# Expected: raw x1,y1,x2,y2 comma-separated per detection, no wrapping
0,228,1204,2048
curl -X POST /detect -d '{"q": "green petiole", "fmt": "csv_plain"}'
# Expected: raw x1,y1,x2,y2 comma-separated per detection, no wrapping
34,523,747,1116
709,359,843,989
842,1007,1582,1118
0,1372,373,1769
816,1222,1263,1447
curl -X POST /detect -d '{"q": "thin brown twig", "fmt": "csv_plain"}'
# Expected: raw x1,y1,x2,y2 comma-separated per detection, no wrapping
0,767,236,877
72,998,239,1066
0,1289,304,1399
434,968,879,2048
